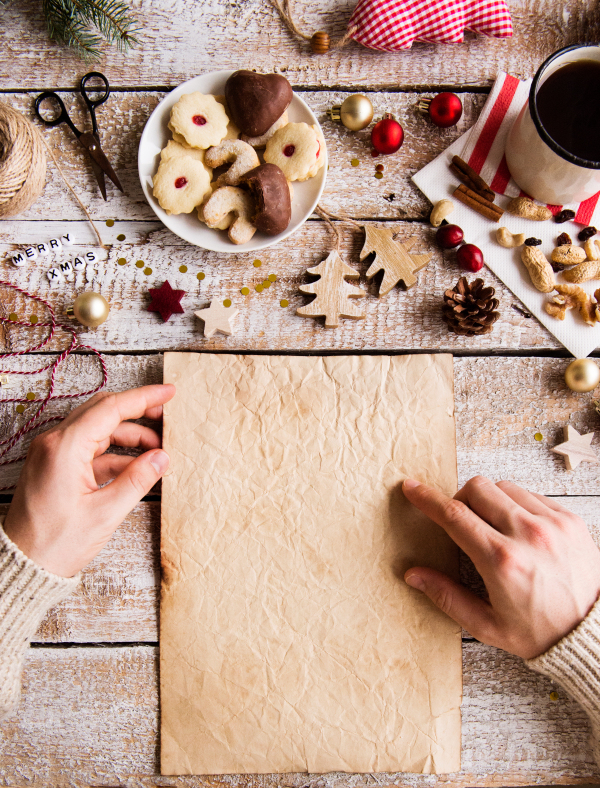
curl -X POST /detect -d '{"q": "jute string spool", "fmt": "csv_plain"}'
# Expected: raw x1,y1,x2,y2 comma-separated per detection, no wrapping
0,101,46,218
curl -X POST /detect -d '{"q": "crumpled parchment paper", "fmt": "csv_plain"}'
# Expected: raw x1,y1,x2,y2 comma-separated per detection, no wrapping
160,353,462,776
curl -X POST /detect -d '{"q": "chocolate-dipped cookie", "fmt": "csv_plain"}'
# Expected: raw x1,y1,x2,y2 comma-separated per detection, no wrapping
239,163,291,236
225,71,293,137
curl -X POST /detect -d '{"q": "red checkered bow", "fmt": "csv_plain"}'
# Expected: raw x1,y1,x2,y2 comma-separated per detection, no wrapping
348,0,513,51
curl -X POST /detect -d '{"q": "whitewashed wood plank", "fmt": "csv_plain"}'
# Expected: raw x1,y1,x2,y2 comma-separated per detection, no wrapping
0,0,598,90
0,220,565,354
0,643,596,786
0,493,594,645
1,356,599,494
0,91,485,222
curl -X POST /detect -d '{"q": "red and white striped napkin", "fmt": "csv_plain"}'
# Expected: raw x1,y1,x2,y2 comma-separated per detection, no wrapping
348,0,512,51
460,71,600,226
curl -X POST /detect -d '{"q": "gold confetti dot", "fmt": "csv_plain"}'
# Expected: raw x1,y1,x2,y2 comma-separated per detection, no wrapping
351,158,360,167
29,315,38,324
262,280,271,288
117,233,126,241
118,257,127,266
105,219,115,227
534,432,543,442
268,274,277,282
179,265,188,273
8,313,18,322
375,172,383,179
240,286,250,295
16,404,25,414
26,392,35,401
143,267,153,276
135,260,144,268
280,299,289,308
223,298,232,307
253,259,262,268
550,691,559,701
197,272,205,281
255,284,263,293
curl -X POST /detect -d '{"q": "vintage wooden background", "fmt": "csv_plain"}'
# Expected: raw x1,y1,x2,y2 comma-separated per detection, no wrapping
2,0,600,784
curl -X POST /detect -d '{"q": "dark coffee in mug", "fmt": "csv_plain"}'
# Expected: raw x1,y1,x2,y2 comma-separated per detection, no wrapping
536,59,600,163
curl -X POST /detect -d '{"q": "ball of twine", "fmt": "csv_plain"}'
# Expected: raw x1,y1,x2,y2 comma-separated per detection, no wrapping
0,101,46,218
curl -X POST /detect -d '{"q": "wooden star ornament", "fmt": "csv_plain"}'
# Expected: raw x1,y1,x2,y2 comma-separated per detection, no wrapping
552,425,599,471
360,227,432,297
147,281,186,322
195,300,239,338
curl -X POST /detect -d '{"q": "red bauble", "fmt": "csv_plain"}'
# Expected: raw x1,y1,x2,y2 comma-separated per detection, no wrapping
436,224,464,249
371,114,403,154
457,244,484,272
429,93,463,128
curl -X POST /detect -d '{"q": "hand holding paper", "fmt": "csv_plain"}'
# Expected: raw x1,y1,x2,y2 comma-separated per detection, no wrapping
403,476,600,659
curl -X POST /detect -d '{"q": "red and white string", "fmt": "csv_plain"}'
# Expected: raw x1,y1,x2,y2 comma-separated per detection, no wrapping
0,280,107,480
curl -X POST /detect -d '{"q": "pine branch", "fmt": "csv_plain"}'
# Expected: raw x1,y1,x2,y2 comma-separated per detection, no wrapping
71,0,140,50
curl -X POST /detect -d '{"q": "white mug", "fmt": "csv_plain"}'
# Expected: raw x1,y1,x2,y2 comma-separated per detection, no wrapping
506,44,600,205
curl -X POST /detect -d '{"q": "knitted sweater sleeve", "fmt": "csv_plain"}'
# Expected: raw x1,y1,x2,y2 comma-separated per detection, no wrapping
0,518,79,719
526,595,600,767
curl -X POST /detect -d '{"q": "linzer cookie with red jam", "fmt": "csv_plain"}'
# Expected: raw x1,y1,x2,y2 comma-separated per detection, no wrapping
224,70,293,137
152,157,211,215
264,122,321,181
169,93,229,149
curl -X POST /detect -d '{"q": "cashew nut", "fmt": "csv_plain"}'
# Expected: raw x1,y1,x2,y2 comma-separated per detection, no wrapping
521,245,555,292
204,140,260,187
562,258,600,283
551,244,587,266
202,186,256,245
496,226,525,248
585,238,600,261
241,111,289,148
429,199,454,228
507,196,552,221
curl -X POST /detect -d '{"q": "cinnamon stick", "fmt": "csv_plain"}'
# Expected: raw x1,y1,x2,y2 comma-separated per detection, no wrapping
451,156,495,202
453,184,504,222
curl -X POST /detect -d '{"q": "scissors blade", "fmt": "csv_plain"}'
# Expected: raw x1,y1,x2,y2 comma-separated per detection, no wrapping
78,131,124,198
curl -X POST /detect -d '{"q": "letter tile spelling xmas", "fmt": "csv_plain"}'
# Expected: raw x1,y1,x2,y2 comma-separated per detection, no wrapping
8,232,97,286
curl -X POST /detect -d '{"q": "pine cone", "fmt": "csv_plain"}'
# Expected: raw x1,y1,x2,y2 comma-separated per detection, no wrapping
442,277,500,336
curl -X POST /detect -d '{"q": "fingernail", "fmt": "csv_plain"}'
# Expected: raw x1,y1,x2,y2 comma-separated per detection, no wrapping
149,449,169,475
403,478,421,490
405,573,424,591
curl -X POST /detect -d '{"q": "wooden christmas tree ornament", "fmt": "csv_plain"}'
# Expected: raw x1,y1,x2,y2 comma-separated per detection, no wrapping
195,300,239,338
297,251,366,328
552,425,599,471
361,227,432,297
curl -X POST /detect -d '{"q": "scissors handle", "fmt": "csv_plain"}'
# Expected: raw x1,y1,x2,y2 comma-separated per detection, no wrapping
80,72,110,135
34,92,80,136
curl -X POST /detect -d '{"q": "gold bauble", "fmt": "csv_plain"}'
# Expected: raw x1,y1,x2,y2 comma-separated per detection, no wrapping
329,95,374,132
69,292,110,328
565,358,600,392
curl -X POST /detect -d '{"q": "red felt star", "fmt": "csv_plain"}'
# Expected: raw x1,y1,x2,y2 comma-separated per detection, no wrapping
147,281,186,322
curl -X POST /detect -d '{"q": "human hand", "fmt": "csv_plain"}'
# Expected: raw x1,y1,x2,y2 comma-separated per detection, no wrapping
402,475,600,659
3,384,176,578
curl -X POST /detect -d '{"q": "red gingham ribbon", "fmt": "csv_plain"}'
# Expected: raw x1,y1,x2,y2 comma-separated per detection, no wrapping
0,281,107,484
348,0,512,51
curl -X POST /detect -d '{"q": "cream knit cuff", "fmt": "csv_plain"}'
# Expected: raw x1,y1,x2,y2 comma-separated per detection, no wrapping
0,518,79,717
526,594,600,723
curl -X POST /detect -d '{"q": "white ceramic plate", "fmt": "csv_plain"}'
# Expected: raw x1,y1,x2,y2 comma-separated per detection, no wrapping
138,70,327,253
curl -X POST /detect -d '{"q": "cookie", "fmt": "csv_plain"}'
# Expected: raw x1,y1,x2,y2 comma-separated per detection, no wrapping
264,122,320,181
239,163,291,236
241,111,288,148
214,96,241,141
202,186,256,245
204,140,260,186
225,70,293,137
198,184,233,231
153,157,211,215
161,139,207,164
305,124,326,179
169,92,229,149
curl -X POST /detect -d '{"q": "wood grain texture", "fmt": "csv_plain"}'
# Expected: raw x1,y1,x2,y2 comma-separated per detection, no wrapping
0,643,597,786
2,356,600,493
0,220,571,354
0,91,486,222
1,0,600,90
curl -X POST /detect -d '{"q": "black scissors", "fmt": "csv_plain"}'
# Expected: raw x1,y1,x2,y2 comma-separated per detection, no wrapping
34,72,124,201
